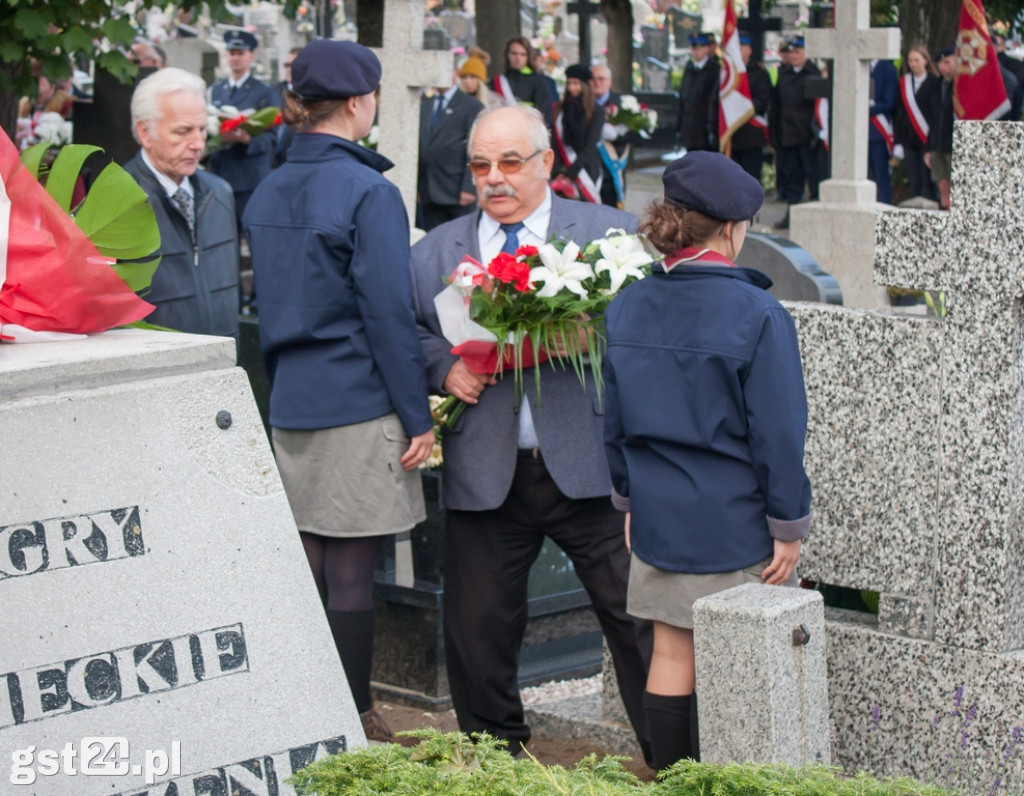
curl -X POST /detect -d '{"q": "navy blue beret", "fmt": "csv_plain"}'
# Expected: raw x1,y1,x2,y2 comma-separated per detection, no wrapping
224,30,258,51
937,46,956,60
689,32,715,46
291,40,382,100
566,63,592,82
739,33,752,46
662,151,764,221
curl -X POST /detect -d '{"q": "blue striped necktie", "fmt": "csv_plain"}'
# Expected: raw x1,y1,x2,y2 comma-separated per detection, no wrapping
500,222,525,254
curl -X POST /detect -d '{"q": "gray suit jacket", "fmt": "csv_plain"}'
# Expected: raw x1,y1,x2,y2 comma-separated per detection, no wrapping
411,195,638,511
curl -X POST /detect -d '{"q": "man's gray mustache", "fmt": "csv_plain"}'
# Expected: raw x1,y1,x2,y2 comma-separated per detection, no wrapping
482,184,518,200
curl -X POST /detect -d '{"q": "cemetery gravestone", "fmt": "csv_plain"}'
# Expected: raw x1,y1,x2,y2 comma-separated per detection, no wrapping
736,232,842,304
789,0,900,308
666,6,701,51
373,0,452,222
788,120,1024,786
0,331,362,795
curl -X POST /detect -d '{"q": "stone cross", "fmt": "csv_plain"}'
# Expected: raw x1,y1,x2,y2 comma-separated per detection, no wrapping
737,0,782,66
872,120,1024,653
373,0,453,222
804,0,900,204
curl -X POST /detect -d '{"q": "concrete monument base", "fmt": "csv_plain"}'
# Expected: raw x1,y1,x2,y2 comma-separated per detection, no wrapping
790,181,892,310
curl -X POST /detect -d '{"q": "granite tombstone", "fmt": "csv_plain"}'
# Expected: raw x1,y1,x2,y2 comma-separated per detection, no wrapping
0,331,362,796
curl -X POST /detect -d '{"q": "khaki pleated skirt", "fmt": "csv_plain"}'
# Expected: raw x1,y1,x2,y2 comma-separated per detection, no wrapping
627,552,798,629
272,413,426,538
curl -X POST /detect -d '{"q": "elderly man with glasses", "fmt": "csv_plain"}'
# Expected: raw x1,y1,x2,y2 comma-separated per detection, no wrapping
410,105,653,765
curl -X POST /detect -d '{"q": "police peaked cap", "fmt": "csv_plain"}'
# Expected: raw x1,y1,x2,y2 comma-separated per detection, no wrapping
789,35,806,49
224,30,258,51
739,33,752,46
662,151,764,221
689,32,715,46
291,40,382,100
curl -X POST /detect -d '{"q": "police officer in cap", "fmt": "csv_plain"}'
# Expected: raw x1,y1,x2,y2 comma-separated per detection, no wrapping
603,151,812,772
676,32,720,152
209,30,277,234
243,40,435,747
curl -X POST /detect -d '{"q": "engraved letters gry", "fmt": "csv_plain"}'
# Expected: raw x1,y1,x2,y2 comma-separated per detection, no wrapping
0,506,145,580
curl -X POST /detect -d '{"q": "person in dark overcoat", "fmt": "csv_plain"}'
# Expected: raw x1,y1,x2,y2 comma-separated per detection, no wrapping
730,34,772,183
491,37,552,127
771,36,822,227
676,32,720,152
418,68,485,230
208,31,276,230
893,45,941,201
551,63,606,202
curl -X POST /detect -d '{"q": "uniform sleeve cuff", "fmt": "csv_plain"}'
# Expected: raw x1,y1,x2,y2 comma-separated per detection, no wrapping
611,488,630,512
768,512,811,542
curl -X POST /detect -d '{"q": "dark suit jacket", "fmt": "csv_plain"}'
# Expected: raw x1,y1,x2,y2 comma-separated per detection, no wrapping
208,74,277,193
418,89,485,207
410,196,638,511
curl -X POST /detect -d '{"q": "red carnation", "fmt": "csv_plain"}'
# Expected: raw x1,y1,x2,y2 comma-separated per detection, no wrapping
487,252,519,282
516,245,539,258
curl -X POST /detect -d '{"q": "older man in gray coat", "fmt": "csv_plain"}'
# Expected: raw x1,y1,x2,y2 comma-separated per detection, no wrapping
411,105,652,762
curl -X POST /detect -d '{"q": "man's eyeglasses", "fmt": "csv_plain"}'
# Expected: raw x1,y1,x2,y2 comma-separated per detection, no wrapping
467,150,542,177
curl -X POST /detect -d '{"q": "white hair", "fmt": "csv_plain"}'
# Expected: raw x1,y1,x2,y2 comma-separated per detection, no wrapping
130,67,207,144
592,64,612,80
467,105,550,159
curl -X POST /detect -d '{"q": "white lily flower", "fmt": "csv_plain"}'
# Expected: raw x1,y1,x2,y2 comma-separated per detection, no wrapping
529,241,594,299
594,234,653,293
620,94,640,113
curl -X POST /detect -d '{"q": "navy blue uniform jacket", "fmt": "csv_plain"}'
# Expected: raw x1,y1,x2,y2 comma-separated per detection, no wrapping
243,133,433,437
209,75,277,193
603,263,812,574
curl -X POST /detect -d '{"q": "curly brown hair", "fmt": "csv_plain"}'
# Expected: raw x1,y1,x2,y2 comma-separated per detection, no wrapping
639,200,726,254
282,89,347,130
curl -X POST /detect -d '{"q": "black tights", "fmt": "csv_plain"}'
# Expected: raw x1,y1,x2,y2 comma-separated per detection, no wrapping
301,533,385,713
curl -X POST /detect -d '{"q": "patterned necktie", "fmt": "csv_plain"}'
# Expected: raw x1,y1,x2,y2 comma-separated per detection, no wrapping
500,222,525,255
171,187,196,242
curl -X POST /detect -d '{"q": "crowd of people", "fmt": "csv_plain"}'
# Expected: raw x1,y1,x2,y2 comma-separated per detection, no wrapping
670,28,1023,224
97,30,817,771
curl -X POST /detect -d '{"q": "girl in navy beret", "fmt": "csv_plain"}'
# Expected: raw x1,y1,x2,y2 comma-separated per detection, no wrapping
602,151,813,770
243,40,435,746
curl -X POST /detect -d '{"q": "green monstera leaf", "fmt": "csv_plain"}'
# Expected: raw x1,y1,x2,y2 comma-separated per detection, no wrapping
20,142,161,295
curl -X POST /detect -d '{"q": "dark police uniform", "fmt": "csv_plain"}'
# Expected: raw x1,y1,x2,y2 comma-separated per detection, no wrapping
677,49,720,152
208,33,277,229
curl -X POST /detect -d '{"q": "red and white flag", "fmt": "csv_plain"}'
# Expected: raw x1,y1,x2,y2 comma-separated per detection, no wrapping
718,0,754,153
953,0,1010,120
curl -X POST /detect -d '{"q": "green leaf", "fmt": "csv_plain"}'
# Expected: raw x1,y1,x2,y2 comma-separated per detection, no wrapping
47,144,102,212
0,41,25,62
60,27,96,54
100,15,137,46
20,142,52,180
74,161,161,261
111,258,161,293
97,50,136,82
13,8,50,39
